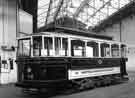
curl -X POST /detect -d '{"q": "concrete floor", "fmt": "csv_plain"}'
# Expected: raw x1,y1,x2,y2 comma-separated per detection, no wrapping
0,71,135,98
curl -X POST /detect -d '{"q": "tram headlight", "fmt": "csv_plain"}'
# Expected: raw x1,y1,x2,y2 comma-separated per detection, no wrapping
27,67,32,73
26,67,34,80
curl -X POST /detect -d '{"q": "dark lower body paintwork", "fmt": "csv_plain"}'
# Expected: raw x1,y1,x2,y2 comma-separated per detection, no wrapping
15,57,128,89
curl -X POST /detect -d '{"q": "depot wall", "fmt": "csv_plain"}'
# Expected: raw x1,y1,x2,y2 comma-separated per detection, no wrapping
98,15,135,71
0,0,17,84
0,0,17,47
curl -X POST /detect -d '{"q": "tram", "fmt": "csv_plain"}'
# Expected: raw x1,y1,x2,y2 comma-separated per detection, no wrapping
15,31,128,90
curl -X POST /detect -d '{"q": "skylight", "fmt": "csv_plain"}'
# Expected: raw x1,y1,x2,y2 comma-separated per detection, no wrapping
38,0,133,28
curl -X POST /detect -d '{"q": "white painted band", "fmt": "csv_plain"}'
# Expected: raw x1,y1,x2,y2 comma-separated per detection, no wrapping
68,67,120,80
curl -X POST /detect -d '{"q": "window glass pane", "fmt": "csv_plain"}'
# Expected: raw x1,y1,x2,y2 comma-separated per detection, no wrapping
111,44,119,57
62,38,68,56
42,37,53,56
86,41,99,57
18,39,30,56
101,43,110,57
0,56,1,68
71,40,85,57
33,36,42,56
55,37,61,56
121,44,127,57
18,40,23,56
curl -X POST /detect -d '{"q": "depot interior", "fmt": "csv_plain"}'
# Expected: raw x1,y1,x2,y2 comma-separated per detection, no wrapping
0,0,135,84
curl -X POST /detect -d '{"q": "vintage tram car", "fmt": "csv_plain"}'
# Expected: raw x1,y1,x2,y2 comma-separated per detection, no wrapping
16,31,128,90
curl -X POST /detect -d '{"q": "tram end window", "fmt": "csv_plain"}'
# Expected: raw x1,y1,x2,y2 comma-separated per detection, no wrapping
18,38,31,56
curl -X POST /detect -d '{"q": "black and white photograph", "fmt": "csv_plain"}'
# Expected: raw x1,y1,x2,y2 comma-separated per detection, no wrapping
0,0,135,98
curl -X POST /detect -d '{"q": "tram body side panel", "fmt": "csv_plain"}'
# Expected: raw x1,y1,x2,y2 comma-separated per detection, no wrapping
68,67,120,80
16,57,69,88
68,58,126,80
16,57,128,88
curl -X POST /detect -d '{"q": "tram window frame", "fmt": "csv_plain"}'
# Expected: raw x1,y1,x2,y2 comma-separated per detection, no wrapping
111,44,120,57
17,38,31,56
42,36,53,56
33,36,42,56
71,39,85,57
121,44,127,57
86,41,99,57
54,37,69,56
61,38,68,56
55,37,61,56
101,43,110,57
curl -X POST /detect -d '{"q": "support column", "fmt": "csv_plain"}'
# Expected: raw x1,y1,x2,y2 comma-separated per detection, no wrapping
84,41,87,57
119,44,121,57
42,36,45,56
31,36,33,57
98,42,101,57
68,38,71,56
53,36,55,56
109,43,112,57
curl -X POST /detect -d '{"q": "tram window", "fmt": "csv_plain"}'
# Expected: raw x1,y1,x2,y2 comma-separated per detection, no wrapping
33,36,42,56
42,37,53,56
55,37,61,56
111,44,119,57
18,38,30,56
71,40,85,57
86,41,99,57
0,56,1,68
121,44,127,57
101,43,110,57
61,38,68,56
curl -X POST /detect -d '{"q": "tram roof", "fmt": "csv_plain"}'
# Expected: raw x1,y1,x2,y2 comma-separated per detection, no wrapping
18,31,127,45
38,26,113,40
